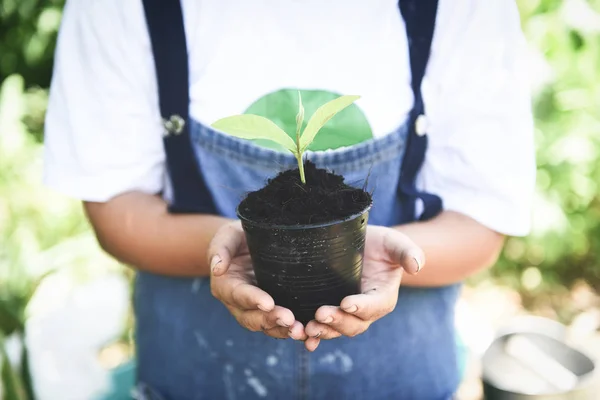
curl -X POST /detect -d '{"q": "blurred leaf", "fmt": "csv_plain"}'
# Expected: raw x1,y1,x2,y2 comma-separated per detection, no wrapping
19,345,33,400
473,0,600,301
0,0,65,90
0,302,23,336
569,30,585,50
0,333,27,400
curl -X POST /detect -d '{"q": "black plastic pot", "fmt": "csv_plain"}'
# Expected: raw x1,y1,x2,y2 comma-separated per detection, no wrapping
237,204,372,325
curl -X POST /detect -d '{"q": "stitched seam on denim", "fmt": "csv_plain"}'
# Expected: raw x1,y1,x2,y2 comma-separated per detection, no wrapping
194,140,406,175
191,122,291,168
309,143,406,173
192,122,406,159
194,142,295,172
191,122,407,172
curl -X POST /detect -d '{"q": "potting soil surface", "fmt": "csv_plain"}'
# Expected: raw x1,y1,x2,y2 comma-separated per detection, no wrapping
238,161,372,225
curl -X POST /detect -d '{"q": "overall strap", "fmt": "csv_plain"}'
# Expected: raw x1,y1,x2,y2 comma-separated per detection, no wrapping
141,0,441,218
398,0,443,222
141,0,217,214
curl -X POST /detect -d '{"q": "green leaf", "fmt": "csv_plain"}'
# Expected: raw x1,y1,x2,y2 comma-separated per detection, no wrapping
20,345,34,400
244,89,372,151
211,114,298,154
0,301,23,337
299,95,361,152
295,91,304,145
1,333,27,400
25,269,56,304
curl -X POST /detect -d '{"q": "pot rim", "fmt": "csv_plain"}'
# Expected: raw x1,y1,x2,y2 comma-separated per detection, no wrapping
236,201,373,231
481,332,598,396
481,374,597,397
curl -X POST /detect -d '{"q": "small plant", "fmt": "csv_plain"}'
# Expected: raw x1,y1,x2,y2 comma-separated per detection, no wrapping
211,92,370,325
211,92,360,184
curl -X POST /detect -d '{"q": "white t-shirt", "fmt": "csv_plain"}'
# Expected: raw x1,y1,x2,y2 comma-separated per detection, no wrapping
43,0,536,236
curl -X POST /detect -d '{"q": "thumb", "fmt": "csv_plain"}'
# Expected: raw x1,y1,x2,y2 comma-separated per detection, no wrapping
382,229,425,275
207,221,246,276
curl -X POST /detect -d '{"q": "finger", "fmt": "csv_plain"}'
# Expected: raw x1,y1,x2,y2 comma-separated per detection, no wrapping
265,306,295,329
263,326,290,339
214,279,275,312
305,320,343,340
208,222,246,276
305,337,321,352
229,306,293,332
382,229,425,275
315,306,370,338
231,282,275,312
288,321,308,341
237,309,279,332
340,288,398,322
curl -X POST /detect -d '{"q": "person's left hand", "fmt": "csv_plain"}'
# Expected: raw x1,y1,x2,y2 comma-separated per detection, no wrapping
303,225,424,351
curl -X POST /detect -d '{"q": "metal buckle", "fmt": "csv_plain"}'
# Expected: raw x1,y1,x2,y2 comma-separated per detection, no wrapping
415,114,428,136
162,114,185,137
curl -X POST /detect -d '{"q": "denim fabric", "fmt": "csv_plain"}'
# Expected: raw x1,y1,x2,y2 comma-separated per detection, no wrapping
134,119,461,400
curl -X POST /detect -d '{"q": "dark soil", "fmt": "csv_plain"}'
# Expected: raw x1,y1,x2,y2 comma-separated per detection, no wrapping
238,161,372,225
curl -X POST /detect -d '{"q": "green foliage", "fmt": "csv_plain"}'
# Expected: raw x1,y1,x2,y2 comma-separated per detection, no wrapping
480,0,600,296
0,74,123,398
1,333,27,400
244,89,372,152
212,93,360,183
0,0,65,92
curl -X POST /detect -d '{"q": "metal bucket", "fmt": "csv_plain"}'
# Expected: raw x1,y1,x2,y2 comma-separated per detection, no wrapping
481,317,599,399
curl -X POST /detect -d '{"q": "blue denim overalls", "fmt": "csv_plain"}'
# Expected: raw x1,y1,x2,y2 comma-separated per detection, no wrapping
136,1,461,399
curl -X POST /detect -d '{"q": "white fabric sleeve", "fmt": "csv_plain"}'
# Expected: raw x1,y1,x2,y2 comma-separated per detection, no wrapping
420,0,536,236
43,0,166,202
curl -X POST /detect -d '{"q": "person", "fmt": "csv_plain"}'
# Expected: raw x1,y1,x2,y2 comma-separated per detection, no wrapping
43,0,535,398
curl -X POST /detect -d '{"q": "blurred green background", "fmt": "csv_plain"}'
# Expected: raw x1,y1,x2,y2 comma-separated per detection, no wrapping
1,0,599,399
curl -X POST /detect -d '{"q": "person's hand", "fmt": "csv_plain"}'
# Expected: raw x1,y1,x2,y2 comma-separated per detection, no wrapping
208,221,308,340
303,225,424,351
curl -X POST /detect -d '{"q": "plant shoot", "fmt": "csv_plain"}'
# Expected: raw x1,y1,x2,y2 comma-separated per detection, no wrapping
211,93,360,184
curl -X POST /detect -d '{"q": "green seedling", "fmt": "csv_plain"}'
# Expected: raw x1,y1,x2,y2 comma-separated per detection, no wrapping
211,93,360,184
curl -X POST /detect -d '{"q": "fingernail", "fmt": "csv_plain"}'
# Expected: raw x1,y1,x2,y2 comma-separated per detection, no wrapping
211,255,222,272
288,330,295,339
276,319,290,328
320,316,333,324
313,332,322,338
343,305,358,313
413,256,422,273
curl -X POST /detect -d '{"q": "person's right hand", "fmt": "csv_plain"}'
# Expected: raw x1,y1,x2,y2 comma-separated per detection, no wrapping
208,221,308,341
